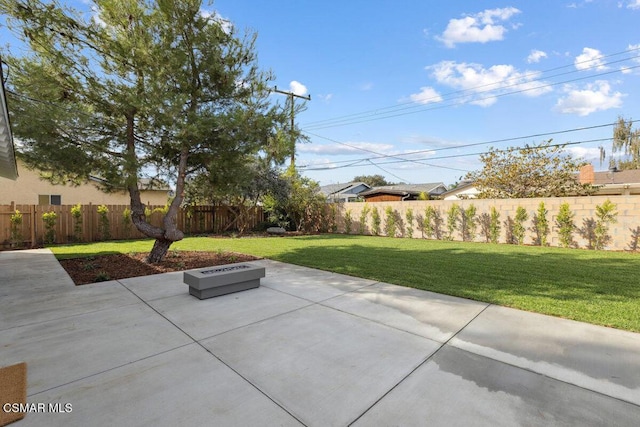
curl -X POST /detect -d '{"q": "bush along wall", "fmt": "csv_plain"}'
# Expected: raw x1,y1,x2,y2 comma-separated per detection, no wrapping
334,195,640,251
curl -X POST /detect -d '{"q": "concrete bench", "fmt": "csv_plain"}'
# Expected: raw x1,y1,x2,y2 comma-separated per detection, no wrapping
184,262,265,299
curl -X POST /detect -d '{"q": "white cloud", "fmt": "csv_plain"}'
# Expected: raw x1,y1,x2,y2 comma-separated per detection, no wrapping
627,0,640,9
620,43,640,74
437,7,521,48
425,60,552,107
527,49,548,63
298,142,395,156
568,0,595,8
575,47,607,71
402,135,463,149
359,82,374,91
564,146,602,161
555,80,624,116
289,81,308,96
317,93,333,103
408,87,443,104
200,9,233,33
90,6,107,27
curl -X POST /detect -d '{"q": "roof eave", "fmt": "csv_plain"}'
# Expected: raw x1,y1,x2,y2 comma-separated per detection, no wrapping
0,60,18,180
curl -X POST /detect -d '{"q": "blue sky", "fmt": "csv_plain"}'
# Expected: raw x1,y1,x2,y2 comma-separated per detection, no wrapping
3,1,640,187
214,0,640,186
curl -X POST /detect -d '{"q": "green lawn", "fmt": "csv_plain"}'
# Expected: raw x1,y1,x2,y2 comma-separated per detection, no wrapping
51,235,640,332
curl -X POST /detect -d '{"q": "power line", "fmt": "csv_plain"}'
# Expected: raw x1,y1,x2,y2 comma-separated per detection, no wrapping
301,120,632,169
300,138,614,171
302,46,640,129
365,159,410,184
304,63,640,131
302,131,469,172
302,48,640,130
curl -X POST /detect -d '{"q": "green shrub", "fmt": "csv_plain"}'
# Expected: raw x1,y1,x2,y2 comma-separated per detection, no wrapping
556,203,576,248
359,204,370,235
71,203,83,242
384,206,397,237
629,226,640,252
594,199,618,250
122,207,133,238
10,209,23,246
344,209,353,234
533,201,549,246
513,206,528,245
97,204,111,240
94,271,111,282
445,204,460,241
460,205,477,242
489,207,501,244
42,211,57,244
423,206,436,239
329,204,338,233
405,208,414,238
371,207,381,236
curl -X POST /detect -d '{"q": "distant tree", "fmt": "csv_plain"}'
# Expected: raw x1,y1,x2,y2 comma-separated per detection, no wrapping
601,116,640,170
466,140,595,198
185,159,289,234
263,170,324,232
352,174,392,187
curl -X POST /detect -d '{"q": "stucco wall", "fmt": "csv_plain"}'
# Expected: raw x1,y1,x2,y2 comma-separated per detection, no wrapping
338,195,640,251
1,160,170,206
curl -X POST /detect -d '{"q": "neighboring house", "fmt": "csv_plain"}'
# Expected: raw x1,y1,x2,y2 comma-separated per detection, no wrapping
1,159,172,206
0,63,18,180
442,165,640,200
359,183,447,202
441,181,480,200
579,164,640,196
320,182,371,203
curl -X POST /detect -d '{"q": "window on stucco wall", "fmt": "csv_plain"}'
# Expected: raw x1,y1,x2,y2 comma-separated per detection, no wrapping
38,195,62,205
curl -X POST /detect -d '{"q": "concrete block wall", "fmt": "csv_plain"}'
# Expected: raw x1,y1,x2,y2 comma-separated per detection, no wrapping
337,195,640,251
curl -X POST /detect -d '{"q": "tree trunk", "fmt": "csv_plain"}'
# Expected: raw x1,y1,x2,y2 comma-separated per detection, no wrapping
124,114,187,264
147,238,173,263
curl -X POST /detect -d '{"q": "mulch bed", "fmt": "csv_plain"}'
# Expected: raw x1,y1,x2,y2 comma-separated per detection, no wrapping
59,251,260,285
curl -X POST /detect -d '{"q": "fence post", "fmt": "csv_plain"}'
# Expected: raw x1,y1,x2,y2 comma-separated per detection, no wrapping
30,205,36,248
88,202,93,242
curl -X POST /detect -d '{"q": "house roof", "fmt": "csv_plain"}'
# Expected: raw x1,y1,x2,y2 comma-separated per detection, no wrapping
138,177,171,191
88,175,171,192
319,182,369,197
440,181,475,197
0,61,18,180
593,169,640,185
359,183,446,197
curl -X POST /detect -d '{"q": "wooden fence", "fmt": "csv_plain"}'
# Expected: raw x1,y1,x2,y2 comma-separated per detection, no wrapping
0,203,264,249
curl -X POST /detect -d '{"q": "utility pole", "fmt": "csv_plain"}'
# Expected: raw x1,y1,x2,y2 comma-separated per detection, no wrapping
273,86,310,169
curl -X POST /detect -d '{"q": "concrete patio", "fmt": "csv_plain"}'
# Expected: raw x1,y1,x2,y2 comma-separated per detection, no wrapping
1,249,639,426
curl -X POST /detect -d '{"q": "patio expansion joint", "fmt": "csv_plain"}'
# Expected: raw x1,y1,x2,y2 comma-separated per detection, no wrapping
260,279,381,305
117,279,310,426
347,302,494,426
0,293,142,333
26,342,194,398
